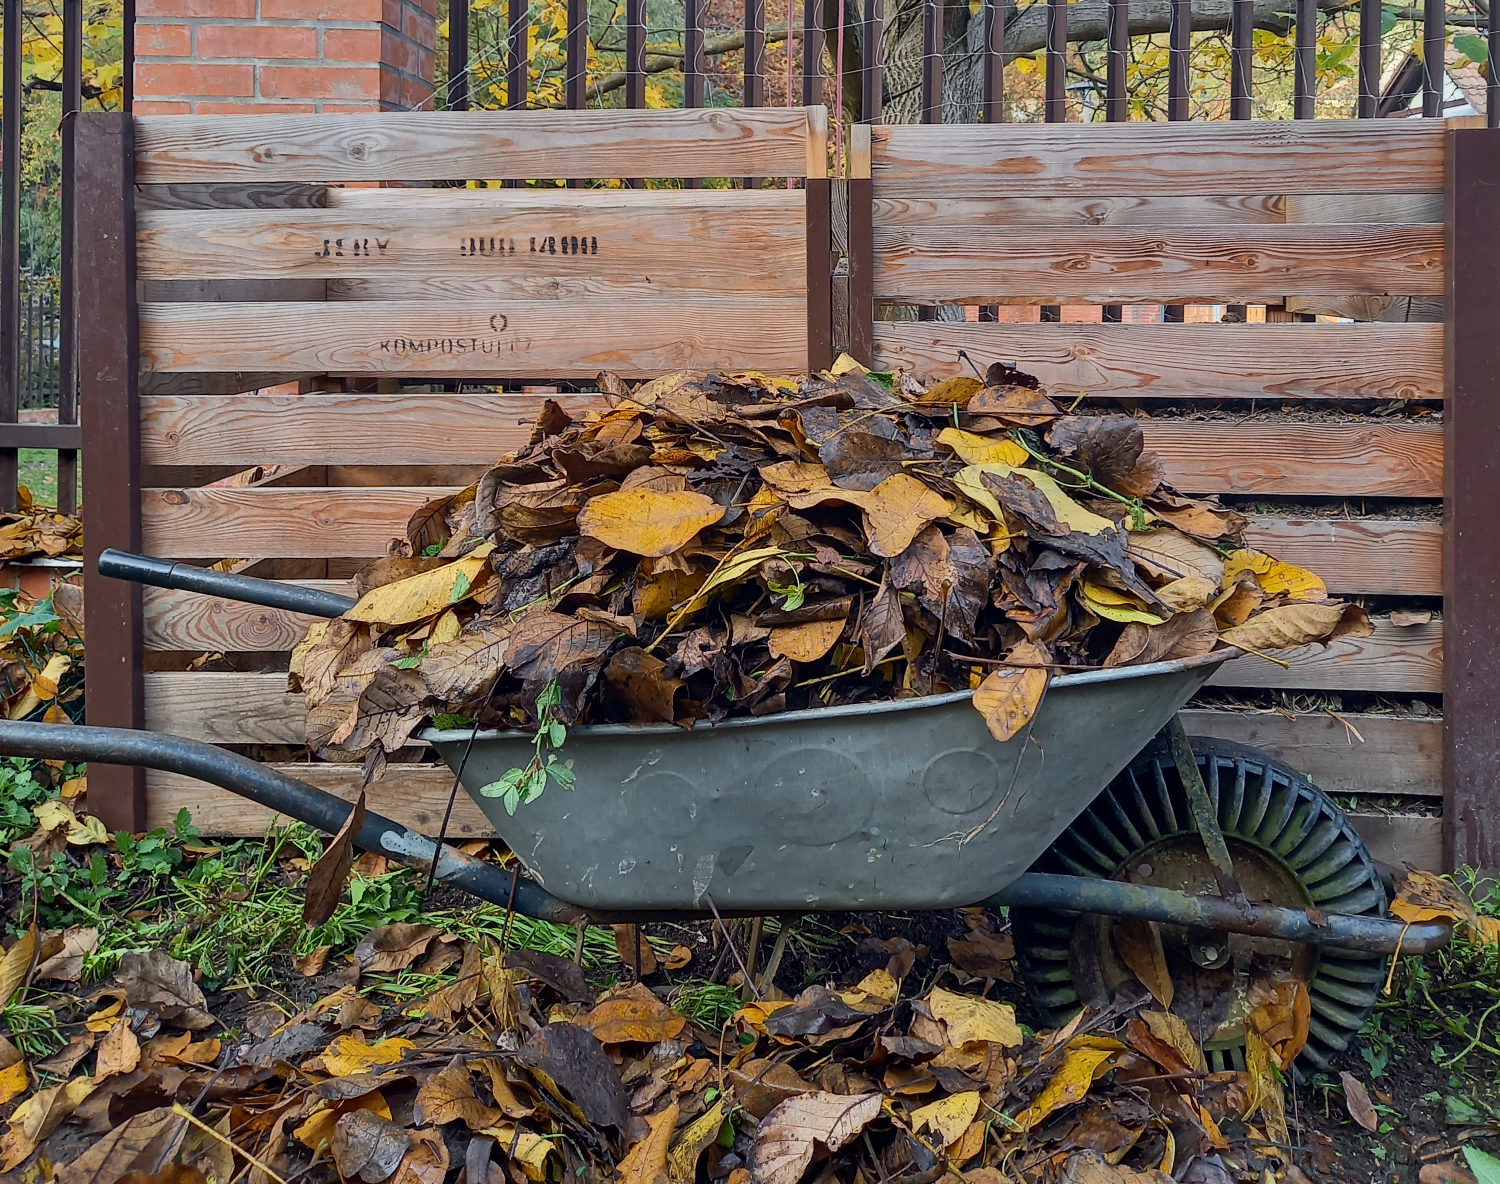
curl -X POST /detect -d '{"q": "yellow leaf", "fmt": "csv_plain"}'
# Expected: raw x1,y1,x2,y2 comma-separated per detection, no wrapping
1223,549,1327,601
1140,1010,1205,1073
33,799,76,834
633,565,708,619
768,618,846,664
759,461,832,493
344,544,495,626
84,995,123,1033
1243,1029,1289,1146
827,353,868,377
431,610,461,646
1155,575,1220,613
937,428,1028,467
578,488,726,558
910,1090,980,1148
861,474,952,559
322,1035,416,1077
477,1125,557,1182
0,927,35,1007
66,814,109,846
1471,916,1500,945
96,1017,141,1080
732,998,795,1036
616,1104,678,1184
970,641,1049,743
668,1099,726,1181
294,1091,393,1150
31,654,71,701
0,1061,27,1106
854,968,898,1003
954,464,1114,535
927,987,1023,1048
678,546,786,616
1390,868,1476,927
1081,580,1166,625
1128,529,1226,585
1218,603,1371,652
917,376,983,406
1014,1047,1116,1129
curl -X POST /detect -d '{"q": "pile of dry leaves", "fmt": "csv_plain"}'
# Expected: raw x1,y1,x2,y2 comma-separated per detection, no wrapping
289,359,1368,779
0,908,1333,1184
0,488,82,564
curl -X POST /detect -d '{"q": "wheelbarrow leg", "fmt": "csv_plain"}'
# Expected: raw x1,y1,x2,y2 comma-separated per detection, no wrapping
1162,715,1244,901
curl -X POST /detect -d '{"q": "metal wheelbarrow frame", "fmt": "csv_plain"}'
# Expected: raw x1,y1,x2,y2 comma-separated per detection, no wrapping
0,550,1446,961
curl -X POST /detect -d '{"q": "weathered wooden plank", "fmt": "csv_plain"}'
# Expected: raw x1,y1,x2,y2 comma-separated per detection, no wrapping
139,278,329,303
872,323,1443,402
1208,618,1442,693
871,195,1288,227
140,372,309,396
1178,709,1441,796
1144,420,1442,499
1347,813,1444,871
134,107,826,183
141,393,604,466
144,671,306,744
141,486,458,559
139,300,810,378
1284,193,1444,223
871,121,1445,197
137,196,806,296
1240,517,1441,596
134,182,327,211
147,765,496,837
143,584,341,651
872,224,1444,304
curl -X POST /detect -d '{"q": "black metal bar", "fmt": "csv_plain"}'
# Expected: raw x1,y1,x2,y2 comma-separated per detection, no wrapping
1106,0,1127,122
1,0,20,512
1168,0,1189,121
981,0,1003,123
863,0,883,123
566,0,586,186
123,0,134,109
99,548,358,618
1230,0,1252,119
449,0,470,109
1422,0,1443,116
1294,0,1316,118
1164,717,1243,898
1045,0,1065,121
1359,0,1380,118
921,0,941,123
626,0,645,109
0,721,586,926
988,873,1450,955
685,0,704,187
1491,0,1498,128
802,0,823,105
744,0,764,188
507,0,526,107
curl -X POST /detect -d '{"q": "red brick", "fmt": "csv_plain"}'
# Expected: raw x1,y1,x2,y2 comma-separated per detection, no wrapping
259,64,380,101
136,61,253,97
197,23,317,59
379,65,402,104
322,26,382,61
132,99,192,113
402,3,433,41
259,0,380,17
320,103,382,112
138,0,253,17
134,22,191,55
399,73,431,109
192,100,318,112
382,0,402,28
380,29,421,74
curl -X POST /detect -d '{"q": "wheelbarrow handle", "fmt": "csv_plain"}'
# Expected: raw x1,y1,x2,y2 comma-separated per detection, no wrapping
97,549,357,619
0,720,587,928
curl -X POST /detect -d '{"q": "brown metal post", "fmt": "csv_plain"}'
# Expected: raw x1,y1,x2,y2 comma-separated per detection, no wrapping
58,0,80,515
507,0,526,107
77,114,145,834
566,0,585,186
1101,0,1125,324
1045,0,1065,122
123,0,135,108
1422,0,1443,117
863,0,882,122
744,0,764,188
847,125,872,366
1,0,20,512
805,178,834,371
625,0,644,187
448,0,470,108
1294,0,1315,119
1230,0,1251,119
1358,0,1380,118
1490,0,1497,128
1164,0,1187,322
1444,128,1500,872
921,0,941,123
981,0,1003,123
803,0,824,106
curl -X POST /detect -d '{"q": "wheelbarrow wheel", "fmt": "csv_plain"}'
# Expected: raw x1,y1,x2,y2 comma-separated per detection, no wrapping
1011,735,1386,1072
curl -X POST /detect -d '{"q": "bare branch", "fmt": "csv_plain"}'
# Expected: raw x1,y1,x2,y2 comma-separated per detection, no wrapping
586,22,804,101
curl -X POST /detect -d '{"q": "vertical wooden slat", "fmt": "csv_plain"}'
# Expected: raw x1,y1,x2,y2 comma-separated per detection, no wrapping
1106,0,1126,123
1422,0,1443,117
863,0,883,123
77,113,144,833
981,0,1003,123
1,0,19,512
847,124,872,365
921,0,942,123
448,0,470,108
803,0,823,105
806,177,834,370
1358,0,1380,118
1164,0,1188,323
1294,0,1316,120
1443,126,1500,871
507,0,526,108
1045,0,1065,122
1230,0,1251,119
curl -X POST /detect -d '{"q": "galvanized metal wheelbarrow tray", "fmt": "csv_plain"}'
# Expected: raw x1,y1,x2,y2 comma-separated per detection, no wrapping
0,550,1446,960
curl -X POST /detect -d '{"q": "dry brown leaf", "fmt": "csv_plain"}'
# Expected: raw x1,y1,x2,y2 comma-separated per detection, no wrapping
1128,530,1225,585
971,641,1049,742
947,929,1014,980
34,926,98,982
353,924,440,973
664,945,693,971
1140,1009,1206,1073
115,950,215,1030
768,618,846,664
414,1055,503,1130
582,982,687,1045
577,488,725,557
298,946,333,977
96,1017,141,1080
860,474,952,559
419,941,484,1025
331,1108,412,1183
0,1077,96,1171
1112,918,1173,1009
1340,1071,1378,1132
0,925,35,1006
1219,602,1372,653
748,1092,882,1184
304,791,366,928
618,1103,678,1184
53,1106,188,1184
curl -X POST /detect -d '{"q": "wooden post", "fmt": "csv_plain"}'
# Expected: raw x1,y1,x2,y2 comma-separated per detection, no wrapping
806,176,833,372
846,123,872,366
1,0,20,512
1444,128,1500,873
77,113,145,834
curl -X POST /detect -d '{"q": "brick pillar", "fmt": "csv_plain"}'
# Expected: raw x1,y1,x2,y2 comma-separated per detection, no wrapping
135,0,436,114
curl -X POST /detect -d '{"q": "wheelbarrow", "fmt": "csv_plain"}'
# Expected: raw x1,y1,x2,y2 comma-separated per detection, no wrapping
0,550,1449,1070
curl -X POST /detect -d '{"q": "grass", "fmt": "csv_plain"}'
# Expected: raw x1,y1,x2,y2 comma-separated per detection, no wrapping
17,447,79,510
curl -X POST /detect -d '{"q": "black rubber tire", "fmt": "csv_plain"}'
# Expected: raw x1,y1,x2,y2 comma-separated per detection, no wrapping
1012,735,1387,1071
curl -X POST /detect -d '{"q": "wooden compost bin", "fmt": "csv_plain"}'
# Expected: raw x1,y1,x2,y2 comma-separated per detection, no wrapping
846,117,1498,871
75,106,831,838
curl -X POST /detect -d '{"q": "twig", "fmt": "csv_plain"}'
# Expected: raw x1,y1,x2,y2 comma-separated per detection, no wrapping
1219,639,1293,669
171,1105,290,1184
793,656,900,688
703,895,761,1002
